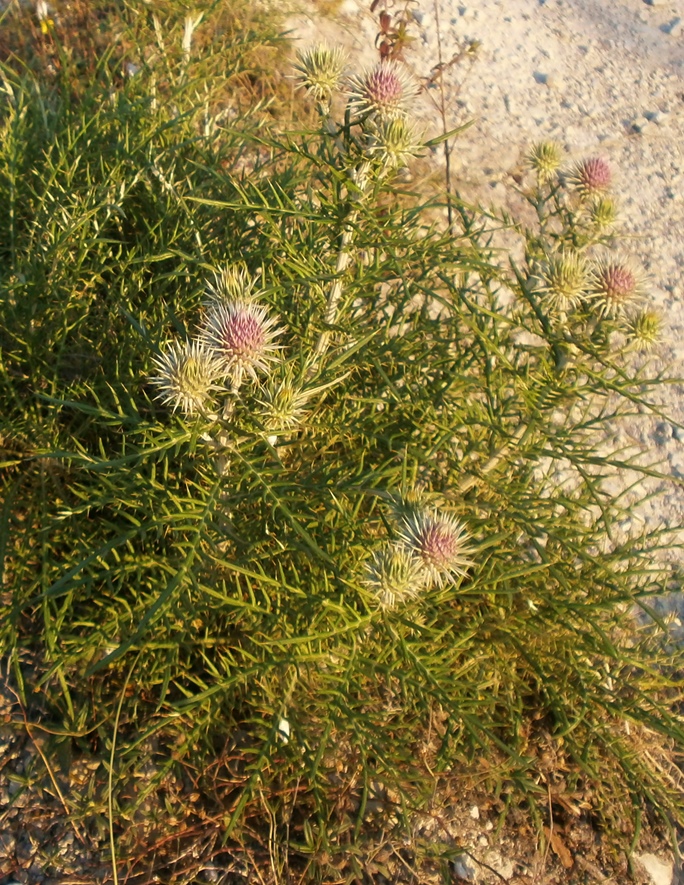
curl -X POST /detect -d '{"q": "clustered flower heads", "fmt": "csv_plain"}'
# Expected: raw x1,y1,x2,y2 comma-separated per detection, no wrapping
363,501,474,609
346,60,418,122
293,44,347,104
150,266,284,415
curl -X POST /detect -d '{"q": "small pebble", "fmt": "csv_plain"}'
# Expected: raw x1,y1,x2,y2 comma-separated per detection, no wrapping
452,855,477,881
654,422,674,446
469,804,480,819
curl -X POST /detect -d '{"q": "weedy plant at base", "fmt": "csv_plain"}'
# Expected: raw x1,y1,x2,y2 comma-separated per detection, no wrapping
0,6,683,879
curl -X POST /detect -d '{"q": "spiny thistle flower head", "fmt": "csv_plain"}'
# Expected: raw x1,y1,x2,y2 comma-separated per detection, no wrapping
590,257,645,318
368,116,424,168
527,141,563,184
362,544,426,609
346,61,418,122
205,264,261,306
258,376,312,432
200,299,283,387
150,340,225,416
536,251,591,313
628,308,662,352
567,156,612,196
589,195,618,229
293,44,347,103
399,508,474,589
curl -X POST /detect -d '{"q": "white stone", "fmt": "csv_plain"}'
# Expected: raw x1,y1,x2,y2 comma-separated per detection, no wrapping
634,852,673,885
469,804,480,819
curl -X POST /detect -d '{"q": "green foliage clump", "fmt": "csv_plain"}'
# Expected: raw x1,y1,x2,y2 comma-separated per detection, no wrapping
0,8,683,875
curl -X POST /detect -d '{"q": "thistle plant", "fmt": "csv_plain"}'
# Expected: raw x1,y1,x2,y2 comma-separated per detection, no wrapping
1,19,683,883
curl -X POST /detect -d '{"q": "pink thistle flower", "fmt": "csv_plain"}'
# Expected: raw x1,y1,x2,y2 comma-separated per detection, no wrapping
200,299,283,387
346,61,418,121
590,257,645,318
568,157,612,196
399,508,474,588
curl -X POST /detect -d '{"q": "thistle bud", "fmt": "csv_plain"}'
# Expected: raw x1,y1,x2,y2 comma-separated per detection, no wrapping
527,141,563,184
293,44,347,104
536,252,591,313
363,544,426,609
150,340,225,416
628,309,662,352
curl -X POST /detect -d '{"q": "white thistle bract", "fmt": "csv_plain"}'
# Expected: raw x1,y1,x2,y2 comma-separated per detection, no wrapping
399,508,474,588
346,61,418,122
536,252,590,313
200,299,283,387
293,44,347,103
205,264,261,306
150,340,225,416
362,544,426,609
368,117,424,169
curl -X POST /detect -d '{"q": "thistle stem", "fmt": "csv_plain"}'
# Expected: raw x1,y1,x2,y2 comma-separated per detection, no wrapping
312,213,357,363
